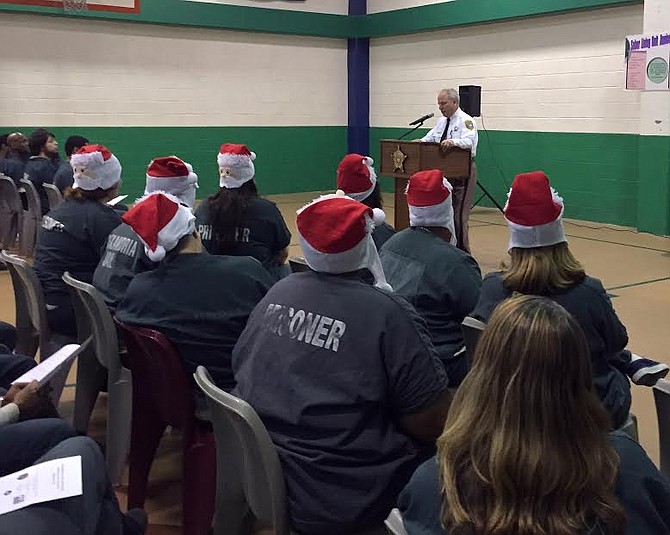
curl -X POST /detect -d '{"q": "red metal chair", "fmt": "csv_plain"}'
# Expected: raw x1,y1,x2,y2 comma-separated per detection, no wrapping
114,319,215,535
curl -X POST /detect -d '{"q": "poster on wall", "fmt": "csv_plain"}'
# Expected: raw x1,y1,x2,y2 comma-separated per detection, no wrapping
625,33,670,91
0,0,139,13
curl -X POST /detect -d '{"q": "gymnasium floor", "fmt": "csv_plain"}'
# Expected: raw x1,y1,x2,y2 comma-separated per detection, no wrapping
0,192,668,534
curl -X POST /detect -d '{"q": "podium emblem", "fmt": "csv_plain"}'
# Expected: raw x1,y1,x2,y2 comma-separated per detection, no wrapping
392,145,407,173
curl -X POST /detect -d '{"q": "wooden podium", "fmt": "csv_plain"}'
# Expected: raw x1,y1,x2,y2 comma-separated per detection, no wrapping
379,140,471,230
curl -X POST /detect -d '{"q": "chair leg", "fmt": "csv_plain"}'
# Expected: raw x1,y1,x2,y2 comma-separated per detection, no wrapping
72,349,105,434
182,422,216,535
105,376,132,486
127,400,167,509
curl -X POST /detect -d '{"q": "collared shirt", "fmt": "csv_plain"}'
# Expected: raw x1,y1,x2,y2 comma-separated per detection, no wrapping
421,108,478,156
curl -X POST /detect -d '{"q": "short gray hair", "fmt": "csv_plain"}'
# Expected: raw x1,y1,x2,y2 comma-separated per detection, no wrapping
438,88,459,104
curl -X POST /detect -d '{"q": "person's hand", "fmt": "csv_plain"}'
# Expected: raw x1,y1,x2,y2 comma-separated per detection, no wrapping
5,381,52,421
440,140,454,150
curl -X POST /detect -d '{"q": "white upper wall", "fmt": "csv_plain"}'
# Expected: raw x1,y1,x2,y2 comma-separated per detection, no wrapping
0,13,347,127
370,5,642,134
368,0,454,14
184,0,348,15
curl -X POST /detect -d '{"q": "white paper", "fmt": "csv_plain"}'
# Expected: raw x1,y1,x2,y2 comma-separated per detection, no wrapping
107,195,128,206
0,456,83,516
12,344,80,387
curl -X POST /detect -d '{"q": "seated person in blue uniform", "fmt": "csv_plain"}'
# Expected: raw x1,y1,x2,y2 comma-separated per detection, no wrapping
336,153,396,249
380,170,481,387
195,143,291,281
471,171,668,428
24,128,60,215
34,145,124,338
53,135,88,193
0,132,29,186
116,192,273,392
232,191,451,535
399,295,670,535
93,155,199,310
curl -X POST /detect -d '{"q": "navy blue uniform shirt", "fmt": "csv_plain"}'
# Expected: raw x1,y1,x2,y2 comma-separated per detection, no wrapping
399,431,670,535
232,270,448,535
195,196,291,279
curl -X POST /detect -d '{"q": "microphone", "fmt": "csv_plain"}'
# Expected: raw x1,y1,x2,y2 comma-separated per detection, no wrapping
409,112,434,126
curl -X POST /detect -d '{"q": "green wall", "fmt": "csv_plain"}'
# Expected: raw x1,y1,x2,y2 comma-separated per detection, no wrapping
13,126,346,200
371,128,642,229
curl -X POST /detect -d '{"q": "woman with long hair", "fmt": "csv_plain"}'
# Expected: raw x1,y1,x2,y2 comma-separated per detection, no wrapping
399,295,670,535
194,144,291,281
471,171,667,428
336,153,396,249
34,145,123,337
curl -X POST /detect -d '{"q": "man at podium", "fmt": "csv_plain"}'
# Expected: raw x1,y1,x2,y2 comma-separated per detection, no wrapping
419,88,478,253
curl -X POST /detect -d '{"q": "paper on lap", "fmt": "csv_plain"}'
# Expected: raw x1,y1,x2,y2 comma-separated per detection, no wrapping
0,456,83,516
12,344,80,387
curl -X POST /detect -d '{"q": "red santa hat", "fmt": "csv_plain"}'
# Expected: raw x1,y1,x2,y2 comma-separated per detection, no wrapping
504,171,566,250
406,169,457,245
70,144,122,191
144,156,199,208
121,192,196,262
336,153,377,202
217,143,256,189
296,190,392,291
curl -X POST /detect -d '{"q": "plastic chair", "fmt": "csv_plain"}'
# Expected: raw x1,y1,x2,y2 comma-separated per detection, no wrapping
288,256,310,273
115,321,215,535
0,175,22,250
0,249,73,360
18,178,42,257
62,272,132,485
461,315,485,361
194,366,289,535
43,183,63,211
384,509,408,535
653,378,670,479
619,413,639,442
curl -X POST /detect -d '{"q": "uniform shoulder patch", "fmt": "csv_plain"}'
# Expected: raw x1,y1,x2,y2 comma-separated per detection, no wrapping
464,120,475,130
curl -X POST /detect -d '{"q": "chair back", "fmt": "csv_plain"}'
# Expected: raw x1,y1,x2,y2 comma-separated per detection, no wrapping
461,316,485,361
18,178,42,256
62,272,121,377
0,249,49,359
115,320,194,428
194,366,289,535
0,175,22,250
288,256,310,273
384,509,408,535
43,183,63,211
653,378,670,479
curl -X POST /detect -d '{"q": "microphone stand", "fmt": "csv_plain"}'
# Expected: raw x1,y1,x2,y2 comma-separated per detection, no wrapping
397,121,426,140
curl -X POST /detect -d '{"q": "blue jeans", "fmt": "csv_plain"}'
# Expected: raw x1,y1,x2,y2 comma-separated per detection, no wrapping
0,418,77,477
0,437,128,535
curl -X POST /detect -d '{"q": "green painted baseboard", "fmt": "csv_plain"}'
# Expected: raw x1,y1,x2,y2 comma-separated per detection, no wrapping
370,128,653,231
10,126,347,200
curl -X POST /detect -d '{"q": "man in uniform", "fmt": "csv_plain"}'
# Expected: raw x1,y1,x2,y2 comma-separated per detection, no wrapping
24,128,60,215
93,155,199,310
116,192,273,392
232,191,450,535
420,88,478,252
53,135,88,192
380,169,482,387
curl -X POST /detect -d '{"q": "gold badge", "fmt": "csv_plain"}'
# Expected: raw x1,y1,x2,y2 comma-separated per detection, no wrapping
392,145,407,173
464,120,475,130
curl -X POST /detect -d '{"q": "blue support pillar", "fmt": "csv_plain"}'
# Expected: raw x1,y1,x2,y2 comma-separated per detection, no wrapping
348,0,369,155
